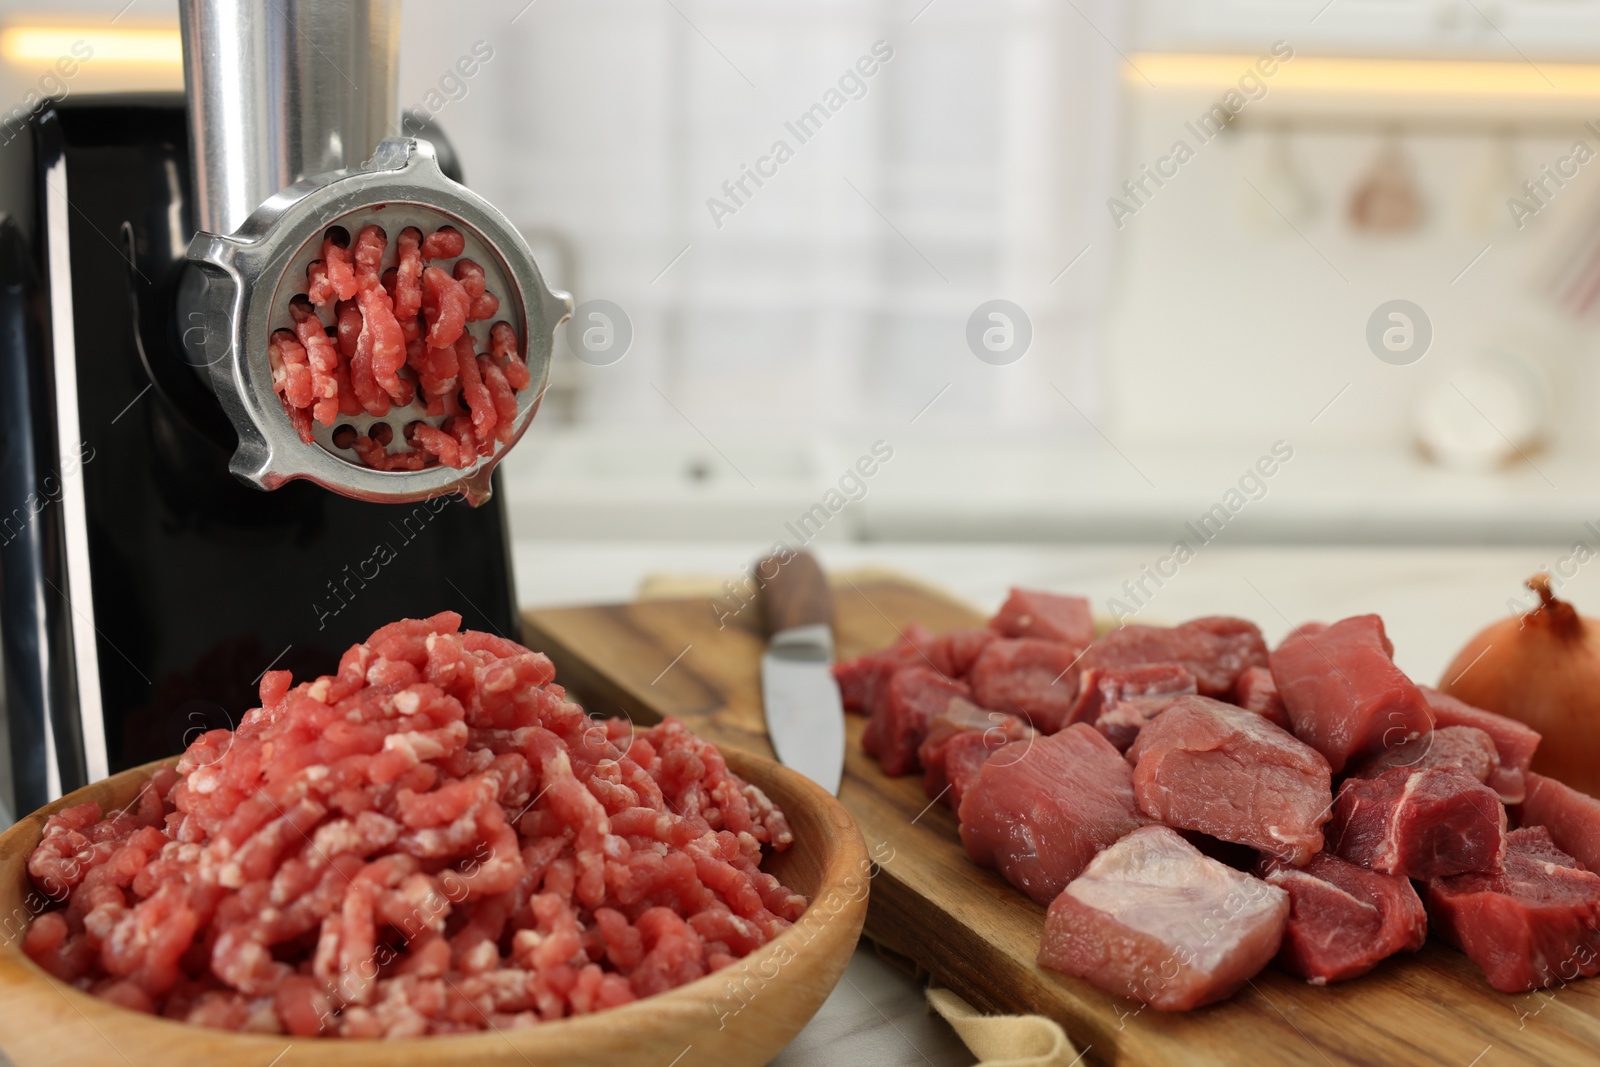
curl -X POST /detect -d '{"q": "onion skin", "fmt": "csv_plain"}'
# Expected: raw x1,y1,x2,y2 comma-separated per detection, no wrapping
1440,574,1600,797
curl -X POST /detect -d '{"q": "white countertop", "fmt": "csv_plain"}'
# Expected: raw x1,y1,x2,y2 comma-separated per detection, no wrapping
498,426,1600,547
510,537,1597,1065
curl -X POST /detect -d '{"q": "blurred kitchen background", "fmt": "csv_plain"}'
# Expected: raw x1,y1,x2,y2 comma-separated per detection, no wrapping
4,7,1599,1053
3,0,1600,700
6,0,1600,544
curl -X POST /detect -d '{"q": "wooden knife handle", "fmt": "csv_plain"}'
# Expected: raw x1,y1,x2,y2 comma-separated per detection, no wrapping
755,550,833,636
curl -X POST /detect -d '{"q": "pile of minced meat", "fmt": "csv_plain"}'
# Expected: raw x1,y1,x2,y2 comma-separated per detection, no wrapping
23,613,804,1036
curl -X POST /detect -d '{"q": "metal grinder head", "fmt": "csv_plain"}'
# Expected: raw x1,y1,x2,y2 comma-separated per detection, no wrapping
175,0,568,506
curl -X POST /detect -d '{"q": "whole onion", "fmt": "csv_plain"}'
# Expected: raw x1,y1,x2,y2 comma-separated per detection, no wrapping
1440,573,1600,796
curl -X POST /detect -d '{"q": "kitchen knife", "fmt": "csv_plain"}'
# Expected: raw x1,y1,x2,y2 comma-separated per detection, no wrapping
756,550,846,796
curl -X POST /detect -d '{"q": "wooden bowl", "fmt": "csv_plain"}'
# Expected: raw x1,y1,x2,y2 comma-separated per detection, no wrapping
0,746,868,1067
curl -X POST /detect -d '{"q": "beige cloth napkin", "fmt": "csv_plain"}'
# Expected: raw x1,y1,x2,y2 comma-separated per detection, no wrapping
926,988,1082,1067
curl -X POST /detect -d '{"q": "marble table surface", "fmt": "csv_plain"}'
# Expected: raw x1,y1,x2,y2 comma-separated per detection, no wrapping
509,537,1586,1065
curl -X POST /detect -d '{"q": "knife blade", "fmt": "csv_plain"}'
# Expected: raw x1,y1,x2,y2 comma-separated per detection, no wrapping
756,550,845,795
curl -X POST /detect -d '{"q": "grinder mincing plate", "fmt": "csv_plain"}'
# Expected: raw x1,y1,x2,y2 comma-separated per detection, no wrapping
176,0,570,504
0,1,569,813
178,135,570,504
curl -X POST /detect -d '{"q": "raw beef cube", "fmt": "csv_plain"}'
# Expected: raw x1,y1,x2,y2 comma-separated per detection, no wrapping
918,698,1034,805
1422,686,1541,804
1520,773,1600,874
1079,617,1268,699
967,638,1085,734
1259,852,1427,984
1427,826,1600,994
958,724,1143,905
1037,825,1289,1011
862,666,971,777
1349,725,1499,786
1270,614,1434,773
1127,696,1333,865
1095,695,1190,752
1231,666,1290,729
1329,767,1506,879
943,731,1014,811
833,622,936,714
990,588,1094,647
929,628,999,678
1065,664,1196,729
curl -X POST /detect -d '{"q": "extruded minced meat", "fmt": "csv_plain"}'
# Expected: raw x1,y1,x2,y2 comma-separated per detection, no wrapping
22,614,804,1036
269,225,526,471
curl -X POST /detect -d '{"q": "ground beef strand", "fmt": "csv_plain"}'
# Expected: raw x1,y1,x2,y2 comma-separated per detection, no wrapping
22,613,803,1037
274,224,525,472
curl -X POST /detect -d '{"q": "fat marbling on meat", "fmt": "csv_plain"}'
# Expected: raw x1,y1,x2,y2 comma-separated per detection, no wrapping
1427,826,1600,994
1329,767,1506,879
1259,851,1426,984
1037,825,1288,1011
1520,772,1600,874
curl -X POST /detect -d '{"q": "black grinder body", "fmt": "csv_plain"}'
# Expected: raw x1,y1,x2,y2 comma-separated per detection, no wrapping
0,96,518,815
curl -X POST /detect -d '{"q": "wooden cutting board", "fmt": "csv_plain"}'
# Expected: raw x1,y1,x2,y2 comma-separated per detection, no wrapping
521,574,1600,1067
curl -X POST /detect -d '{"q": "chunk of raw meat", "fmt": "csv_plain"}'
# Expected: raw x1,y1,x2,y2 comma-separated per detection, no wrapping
1065,664,1196,729
967,638,1084,734
1270,614,1434,773
990,588,1094,647
861,666,970,777
1520,773,1600,873
1329,767,1506,879
1427,826,1600,993
1095,695,1190,753
941,732,1016,811
1231,666,1289,729
1259,852,1426,984
918,699,1035,806
1422,686,1541,804
1127,696,1333,865
832,624,935,714
958,724,1143,905
1079,617,1267,699
928,628,999,678
1348,725,1499,786
1037,825,1288,1011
